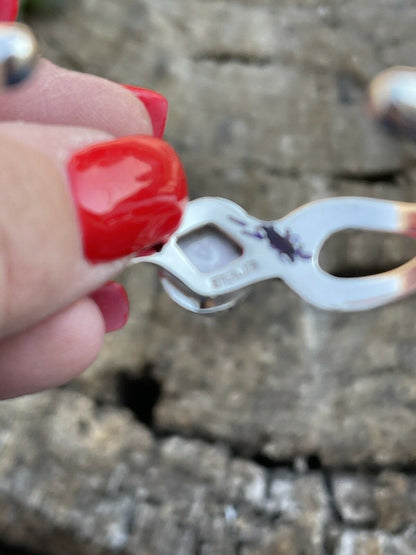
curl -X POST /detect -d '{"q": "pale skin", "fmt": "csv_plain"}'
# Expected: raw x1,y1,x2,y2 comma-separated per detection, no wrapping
0,59,154,399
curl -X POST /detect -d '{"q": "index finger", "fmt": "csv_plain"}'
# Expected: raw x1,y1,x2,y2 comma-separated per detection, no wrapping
0,58,157,137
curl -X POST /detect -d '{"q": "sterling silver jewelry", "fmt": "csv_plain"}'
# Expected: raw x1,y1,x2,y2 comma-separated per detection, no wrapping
132,68,416,315
130,196,416,314
0,22,38,89
369,66,416,139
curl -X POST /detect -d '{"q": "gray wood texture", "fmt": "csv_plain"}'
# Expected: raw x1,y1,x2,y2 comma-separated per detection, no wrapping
1,1,416,553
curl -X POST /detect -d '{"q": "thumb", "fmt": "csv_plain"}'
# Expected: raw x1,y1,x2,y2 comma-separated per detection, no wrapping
0,123,187,337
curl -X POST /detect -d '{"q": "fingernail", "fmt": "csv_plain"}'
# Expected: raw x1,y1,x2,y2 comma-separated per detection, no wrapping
67,135,188,262
0,1,19,21
123,85,168,138
91,282,130,333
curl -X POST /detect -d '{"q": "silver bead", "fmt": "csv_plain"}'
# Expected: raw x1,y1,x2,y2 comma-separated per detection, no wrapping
0,23,38,89
368,66,416,137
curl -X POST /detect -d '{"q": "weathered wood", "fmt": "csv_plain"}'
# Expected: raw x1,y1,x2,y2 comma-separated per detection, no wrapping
1,0,416,552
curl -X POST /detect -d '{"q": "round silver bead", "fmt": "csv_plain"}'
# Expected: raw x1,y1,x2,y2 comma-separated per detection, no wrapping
369,66,416,136
0,23,38,89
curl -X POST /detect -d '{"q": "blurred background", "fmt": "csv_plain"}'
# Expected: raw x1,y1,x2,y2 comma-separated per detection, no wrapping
1,0,416,553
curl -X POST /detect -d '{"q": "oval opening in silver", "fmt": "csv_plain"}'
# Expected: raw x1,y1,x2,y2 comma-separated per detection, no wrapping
319,229,416,278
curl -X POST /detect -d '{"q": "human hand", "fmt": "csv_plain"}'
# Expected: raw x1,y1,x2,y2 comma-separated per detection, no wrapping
0,1,187,399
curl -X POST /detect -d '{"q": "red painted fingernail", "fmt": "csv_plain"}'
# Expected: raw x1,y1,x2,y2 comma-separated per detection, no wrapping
67,136,188,262
0,0,19,21
123,85,168,138
91,282,130,333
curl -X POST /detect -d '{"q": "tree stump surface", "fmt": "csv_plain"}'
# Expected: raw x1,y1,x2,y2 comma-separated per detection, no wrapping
1,1,416,553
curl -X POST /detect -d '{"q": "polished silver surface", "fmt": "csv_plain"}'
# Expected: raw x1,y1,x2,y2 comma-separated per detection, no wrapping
0,23,38,89
131,196,416,314
369,66,416,137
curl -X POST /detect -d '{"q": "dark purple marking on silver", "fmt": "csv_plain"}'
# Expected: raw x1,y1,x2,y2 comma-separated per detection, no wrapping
229,216,311,262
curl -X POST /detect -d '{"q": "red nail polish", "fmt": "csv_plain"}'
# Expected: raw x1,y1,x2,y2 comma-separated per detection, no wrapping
91,282,130,333
123,85,168,138
0,1,19,21
67,136,188,262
